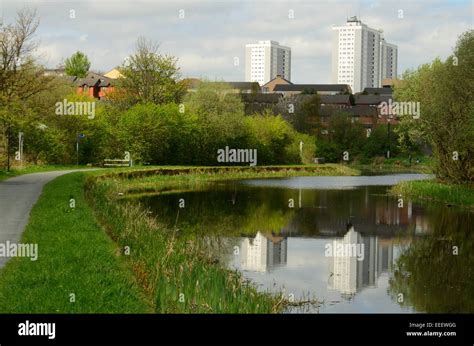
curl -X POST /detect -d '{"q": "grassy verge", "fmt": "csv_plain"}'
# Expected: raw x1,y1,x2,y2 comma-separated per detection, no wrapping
390,180,474,209
0,172,152,313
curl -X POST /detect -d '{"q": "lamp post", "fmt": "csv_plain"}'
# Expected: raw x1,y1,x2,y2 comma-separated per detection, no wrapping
387,118,391,159
76,133,85,166
18,132,24,166
4,118,12,172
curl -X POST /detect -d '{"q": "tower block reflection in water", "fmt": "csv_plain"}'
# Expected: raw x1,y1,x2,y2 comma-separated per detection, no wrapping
328,226,397,298
240,232,287,272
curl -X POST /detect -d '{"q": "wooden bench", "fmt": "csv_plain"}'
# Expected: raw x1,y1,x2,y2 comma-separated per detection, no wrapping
103,159,132,167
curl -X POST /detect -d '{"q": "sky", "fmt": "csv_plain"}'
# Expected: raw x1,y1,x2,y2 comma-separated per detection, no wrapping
1,0,472,83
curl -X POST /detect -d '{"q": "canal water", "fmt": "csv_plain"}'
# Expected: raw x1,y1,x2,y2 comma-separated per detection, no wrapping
137,174,474,313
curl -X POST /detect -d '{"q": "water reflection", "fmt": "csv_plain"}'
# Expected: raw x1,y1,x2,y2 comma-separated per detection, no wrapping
137,175,473,313
239,232,287,272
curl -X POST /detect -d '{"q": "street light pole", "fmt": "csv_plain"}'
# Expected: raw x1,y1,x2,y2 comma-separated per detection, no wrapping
76,133,85,166
6,120,11,172
387,118,391,159
18,132,24,166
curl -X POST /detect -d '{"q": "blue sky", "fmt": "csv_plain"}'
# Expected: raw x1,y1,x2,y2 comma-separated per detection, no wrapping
1,0,472,83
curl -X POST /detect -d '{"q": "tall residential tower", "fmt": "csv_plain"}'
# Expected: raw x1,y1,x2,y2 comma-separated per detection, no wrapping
245,40,291,85
332,17,397,93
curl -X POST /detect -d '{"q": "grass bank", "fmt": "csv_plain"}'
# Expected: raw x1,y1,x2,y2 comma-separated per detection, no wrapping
0,172,152,313
351,157,433,175
390,180,474,209
104,164,359,196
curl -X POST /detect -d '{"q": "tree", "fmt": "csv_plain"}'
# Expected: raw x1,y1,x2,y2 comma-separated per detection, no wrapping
395,30,474,183
184,81,246,164
245,110,315,164
116,37,187,106
0,8,56,169
274,94,321,134
0,8,53,103
64,51,90,78
315,113,365,162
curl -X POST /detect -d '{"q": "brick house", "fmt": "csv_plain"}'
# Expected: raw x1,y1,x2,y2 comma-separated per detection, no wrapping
75,72,115,100
262,75,293,93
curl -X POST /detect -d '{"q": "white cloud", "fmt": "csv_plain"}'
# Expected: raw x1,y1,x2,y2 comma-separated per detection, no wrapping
2,0,471,83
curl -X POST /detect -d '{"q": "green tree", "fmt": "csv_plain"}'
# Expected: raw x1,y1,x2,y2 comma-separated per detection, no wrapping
64,51,91,78
395,30,474,183
184,81,246,164
245,110,315,164
323,113,365,162
116,37,187,106
274,94,321,134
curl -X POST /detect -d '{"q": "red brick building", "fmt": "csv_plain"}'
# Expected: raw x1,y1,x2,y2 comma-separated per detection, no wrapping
75,72,115,100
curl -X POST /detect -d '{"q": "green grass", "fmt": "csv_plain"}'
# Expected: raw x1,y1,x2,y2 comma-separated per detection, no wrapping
390,180,474,209
0,172,152,313
351,157,433,175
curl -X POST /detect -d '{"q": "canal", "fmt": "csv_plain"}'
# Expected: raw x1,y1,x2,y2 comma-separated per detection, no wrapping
136,174,474,313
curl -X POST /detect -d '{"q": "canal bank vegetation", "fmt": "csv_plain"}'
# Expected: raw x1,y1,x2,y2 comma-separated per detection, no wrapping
81,165,352,312
101,164,359,196
394,30,473,185
388,31,474,207
390,180,474,209
86,172,287,313
350,156,433,175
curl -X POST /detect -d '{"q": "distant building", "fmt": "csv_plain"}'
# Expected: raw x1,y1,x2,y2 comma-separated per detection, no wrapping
104,68,124,79
273,84,352,96
332,16,398,93
75,72,115,99
380,39,398,83
184,79,260,94
262,75,292,93
361,86,393,96
245,40,291,85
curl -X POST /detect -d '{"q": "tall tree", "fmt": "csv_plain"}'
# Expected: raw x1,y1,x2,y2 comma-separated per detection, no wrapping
64,51,90,78
0,8,53,103
395,30,474,183
115,37,187,106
